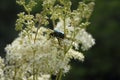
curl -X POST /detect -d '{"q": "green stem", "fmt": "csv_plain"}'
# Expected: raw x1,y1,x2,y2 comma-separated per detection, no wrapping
33,23,41,80
58,69,63,80
23,5,30,14
13,63,17,80
34,22,41,43
34,27,39,43
56,75,58,80
65,26,75,53
55,69,63,80
33,50,35,80
52,19,56,28
63,16,66,37
63,14,67,54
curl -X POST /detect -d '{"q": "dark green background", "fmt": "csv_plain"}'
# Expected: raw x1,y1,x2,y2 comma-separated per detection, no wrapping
0,0,120,80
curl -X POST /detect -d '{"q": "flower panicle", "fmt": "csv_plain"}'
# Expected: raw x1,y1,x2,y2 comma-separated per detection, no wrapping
0,0,95,80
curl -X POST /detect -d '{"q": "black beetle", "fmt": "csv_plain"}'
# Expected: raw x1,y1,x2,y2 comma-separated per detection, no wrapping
50,30,65,39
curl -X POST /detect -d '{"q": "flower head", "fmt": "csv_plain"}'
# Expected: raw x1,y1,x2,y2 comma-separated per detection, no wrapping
1,0,95,80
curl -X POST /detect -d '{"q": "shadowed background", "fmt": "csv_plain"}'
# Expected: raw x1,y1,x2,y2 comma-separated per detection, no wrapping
0,0,120,80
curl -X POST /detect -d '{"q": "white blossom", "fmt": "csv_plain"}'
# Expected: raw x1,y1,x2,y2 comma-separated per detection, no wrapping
75,29,95,51
67,49,84,61
0,57,4,80
0,0,95,79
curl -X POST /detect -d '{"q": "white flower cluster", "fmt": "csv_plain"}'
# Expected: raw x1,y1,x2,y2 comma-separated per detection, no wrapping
0,0,95,80
55,18,95,51
3,25,86,79
0,57,4,80
2,20,94,79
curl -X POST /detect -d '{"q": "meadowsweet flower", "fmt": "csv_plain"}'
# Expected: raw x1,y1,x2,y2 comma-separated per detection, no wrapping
1,0,95,80
75,29,95,51
0,57,4,80
4,27,71,78
67,49,84,61
28,74,50,80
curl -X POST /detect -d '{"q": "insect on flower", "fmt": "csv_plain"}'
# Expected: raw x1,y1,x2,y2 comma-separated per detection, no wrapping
50,30,65,39
49,29,65,46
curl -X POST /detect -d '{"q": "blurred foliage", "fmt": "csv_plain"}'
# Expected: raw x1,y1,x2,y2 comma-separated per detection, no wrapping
0,0,120,80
